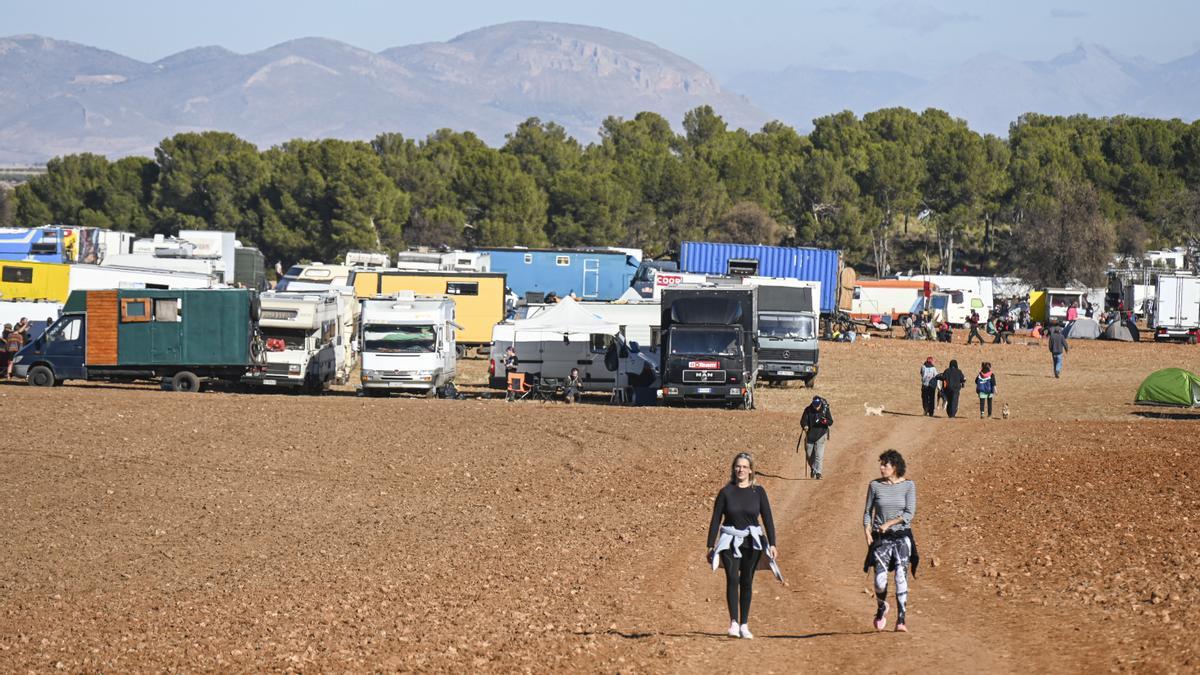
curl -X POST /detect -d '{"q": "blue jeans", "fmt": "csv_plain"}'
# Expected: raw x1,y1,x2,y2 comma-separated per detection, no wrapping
1052,353,1063,377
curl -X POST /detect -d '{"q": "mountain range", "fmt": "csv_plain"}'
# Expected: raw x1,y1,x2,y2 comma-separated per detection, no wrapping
0,22,1197,164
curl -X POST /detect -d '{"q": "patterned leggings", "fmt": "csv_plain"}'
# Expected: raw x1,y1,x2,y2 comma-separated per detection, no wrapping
872,535,912,620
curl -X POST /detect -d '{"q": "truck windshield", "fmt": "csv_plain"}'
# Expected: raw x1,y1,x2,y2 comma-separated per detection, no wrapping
759,314,815,339
262,327,312,349
364,324,435,353
669,328,740,356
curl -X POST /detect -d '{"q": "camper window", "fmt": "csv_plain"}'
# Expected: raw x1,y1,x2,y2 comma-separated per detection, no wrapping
556,256,570,266
446,282,478,296
262,327,310,349
154,298,181,322
590,334,614,353
852,287,862,300
120,298,151,322
951,291,964,304
1,266,33,283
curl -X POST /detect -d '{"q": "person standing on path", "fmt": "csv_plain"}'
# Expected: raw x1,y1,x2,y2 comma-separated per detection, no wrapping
919,357,938,416
799,396,834,479
707,452,778,640
976,362,997,418
940,360,966,418
1048,325,1068,379
966,310,985,345
863,449,917,633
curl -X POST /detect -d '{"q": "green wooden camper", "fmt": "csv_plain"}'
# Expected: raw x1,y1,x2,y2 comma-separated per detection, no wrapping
15,288,262,391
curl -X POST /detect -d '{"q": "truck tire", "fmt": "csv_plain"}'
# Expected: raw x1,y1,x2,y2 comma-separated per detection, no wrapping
456,344,468,359
28,365,55,388
171,371,201,393
250,295,262,322
1189,335,1198,345
804,376,816,388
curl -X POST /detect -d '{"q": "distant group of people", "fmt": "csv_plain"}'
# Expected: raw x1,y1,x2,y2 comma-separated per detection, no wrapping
918,357,1000,418
1,317,45,379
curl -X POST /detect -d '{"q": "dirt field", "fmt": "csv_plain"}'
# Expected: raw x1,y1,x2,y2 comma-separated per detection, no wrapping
2,334,1198,672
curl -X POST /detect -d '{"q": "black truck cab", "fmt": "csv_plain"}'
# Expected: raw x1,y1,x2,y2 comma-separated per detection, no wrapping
660,286,757,409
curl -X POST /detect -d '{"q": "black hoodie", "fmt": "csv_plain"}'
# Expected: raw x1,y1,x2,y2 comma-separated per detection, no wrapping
942,360,966,391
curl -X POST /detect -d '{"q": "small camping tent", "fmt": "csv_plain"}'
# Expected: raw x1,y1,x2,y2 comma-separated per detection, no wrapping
1135,368,1200,407
1064,317,1100,339
1101,320,1133,342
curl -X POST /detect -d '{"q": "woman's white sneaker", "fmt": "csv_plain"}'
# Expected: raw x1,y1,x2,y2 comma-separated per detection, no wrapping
727,620,740,637
739,624,754,639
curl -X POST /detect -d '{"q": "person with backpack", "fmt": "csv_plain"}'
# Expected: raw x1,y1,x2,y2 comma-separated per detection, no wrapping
919,357,938,416
976,362,997,418
1048,324,1069,378
798,395,834,479
940,359,966,418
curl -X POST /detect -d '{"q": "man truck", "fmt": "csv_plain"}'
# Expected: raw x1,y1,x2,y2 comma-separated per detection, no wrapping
659,286,757,409
12,288,263,391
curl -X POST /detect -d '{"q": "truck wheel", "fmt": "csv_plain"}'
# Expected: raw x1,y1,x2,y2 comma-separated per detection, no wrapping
1189,335,1198,345
456,344,468,359
804,376,816,389
28,365,55,388
171,371,201,393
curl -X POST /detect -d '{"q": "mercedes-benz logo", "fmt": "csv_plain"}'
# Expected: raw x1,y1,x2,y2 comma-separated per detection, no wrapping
783,350,790,359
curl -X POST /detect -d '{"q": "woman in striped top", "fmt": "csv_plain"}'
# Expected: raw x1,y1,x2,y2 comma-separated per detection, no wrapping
863,449,917,632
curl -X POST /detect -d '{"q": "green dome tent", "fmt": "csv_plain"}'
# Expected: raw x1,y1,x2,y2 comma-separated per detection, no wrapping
1135,368,1200,407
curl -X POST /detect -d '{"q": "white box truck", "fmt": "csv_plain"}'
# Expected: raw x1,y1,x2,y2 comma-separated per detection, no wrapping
243,291,342,392
1153,275,1200,343
358,293,459,396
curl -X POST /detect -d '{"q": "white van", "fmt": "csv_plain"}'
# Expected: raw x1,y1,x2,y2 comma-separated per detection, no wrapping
359,293,459,395
277,263,352,292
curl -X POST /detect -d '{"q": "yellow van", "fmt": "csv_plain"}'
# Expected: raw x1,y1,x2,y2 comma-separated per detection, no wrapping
351,270,507,350
0,261,71,303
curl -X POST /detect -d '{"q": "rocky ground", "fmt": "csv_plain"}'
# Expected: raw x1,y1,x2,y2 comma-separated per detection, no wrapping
1,335,1197,672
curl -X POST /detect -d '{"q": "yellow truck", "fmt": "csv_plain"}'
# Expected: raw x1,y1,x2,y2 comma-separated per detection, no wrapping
350,270,506,355
0,261,71,303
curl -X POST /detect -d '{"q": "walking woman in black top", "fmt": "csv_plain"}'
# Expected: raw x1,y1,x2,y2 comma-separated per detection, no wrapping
706,452,778,639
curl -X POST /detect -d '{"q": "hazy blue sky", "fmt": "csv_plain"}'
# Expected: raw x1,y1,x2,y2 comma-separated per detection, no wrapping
6,0,1198,78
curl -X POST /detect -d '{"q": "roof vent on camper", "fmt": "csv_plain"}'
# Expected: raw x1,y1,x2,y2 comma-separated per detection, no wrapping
727,258,759,277
392,290,416,301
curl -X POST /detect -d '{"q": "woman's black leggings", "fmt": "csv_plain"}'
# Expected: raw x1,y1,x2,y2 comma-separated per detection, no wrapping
979,396,993,416
720,545,762,623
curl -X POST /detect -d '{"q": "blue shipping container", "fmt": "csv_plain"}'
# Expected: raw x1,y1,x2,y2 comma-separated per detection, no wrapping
478,248,640,302
679,241,842,313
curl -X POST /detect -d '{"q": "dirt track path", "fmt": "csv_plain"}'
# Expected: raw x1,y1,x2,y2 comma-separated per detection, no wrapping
586,412,1075,672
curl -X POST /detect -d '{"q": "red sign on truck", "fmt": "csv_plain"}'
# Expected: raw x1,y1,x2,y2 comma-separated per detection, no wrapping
688,360,721,369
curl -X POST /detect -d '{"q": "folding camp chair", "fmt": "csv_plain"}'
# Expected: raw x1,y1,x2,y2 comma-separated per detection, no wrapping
506,372,534,401
534,376,564,401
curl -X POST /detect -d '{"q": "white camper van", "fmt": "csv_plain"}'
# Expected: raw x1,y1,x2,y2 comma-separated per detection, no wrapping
244,291,342,392
277,263,352,292
359,293,459,396
1154,275,1200,343
489,297,657,393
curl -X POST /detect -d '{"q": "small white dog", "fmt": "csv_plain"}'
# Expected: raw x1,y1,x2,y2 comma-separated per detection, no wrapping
1001,402,1010,419
863,403,885,416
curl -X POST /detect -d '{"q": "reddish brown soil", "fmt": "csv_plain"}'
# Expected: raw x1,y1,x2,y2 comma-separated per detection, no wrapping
1,336,1198,672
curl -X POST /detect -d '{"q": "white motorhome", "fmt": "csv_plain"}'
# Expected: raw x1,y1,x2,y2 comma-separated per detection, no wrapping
359,293,459,395
392,250,491,273
1154,275,1200,343
489,297,658,393
244,291,341,392
898,274,993,325
277,263,352,292
345,251,390,268
330,288,360,384
68,264,219,292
